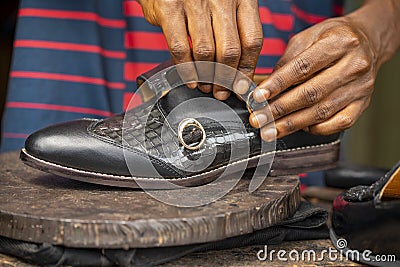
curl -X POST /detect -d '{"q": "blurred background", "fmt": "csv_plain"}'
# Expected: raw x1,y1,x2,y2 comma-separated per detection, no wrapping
0,0,398,168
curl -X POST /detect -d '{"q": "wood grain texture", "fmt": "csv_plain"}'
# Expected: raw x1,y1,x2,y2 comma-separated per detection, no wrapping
0,151,300,249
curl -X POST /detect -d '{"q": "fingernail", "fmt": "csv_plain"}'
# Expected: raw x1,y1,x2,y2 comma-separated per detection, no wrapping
261,127,277,142
254,88,270,102
200,84,212,93
250,113,269,128
214,90,230,100
303,126,310,132
234,79,250,94
187,82,197,89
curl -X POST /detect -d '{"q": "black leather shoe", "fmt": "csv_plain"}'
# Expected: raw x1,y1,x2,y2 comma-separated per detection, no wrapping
20,64,341,189
331,161,400,266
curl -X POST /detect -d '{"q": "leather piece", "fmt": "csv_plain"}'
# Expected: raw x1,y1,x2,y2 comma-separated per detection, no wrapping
136,59,174,87
157,85,250,125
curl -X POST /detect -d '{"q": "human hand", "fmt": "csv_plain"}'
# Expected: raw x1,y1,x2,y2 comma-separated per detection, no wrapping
137,0,263,100
249,16,382,142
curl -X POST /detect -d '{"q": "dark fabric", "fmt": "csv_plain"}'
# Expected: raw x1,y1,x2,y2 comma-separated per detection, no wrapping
0,201,328,266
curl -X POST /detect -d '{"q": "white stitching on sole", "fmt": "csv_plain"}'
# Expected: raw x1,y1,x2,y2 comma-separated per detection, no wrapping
22,139,340,182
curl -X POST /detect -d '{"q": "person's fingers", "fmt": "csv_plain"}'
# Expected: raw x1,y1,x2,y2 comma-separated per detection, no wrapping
160,5,198,89
233,0,263,95
253,36,346,102
273,45,305,74
186,1,215,93
307,98,370,135
249,105,275,128
272,26,319,72
251,45,376,129
210,1,241,100
266,60,356,121
255,85,360,139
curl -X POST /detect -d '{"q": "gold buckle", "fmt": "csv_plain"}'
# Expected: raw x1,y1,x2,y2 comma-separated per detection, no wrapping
178,118,206,151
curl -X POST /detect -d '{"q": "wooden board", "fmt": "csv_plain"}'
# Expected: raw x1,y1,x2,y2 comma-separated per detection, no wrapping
0,151,300,249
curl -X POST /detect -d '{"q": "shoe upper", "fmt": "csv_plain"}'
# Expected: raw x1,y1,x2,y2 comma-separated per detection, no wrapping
24,84,340,179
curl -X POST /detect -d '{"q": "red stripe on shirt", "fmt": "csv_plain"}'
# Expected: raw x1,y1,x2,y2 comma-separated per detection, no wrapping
11,71,125,90
259,7,294,31
125,32,168,50
255,67,274,74
18,8,126,28
333,4,344,16
2,132,30,139
15,40,126,59
124,62,159,81
125,4,294,31
260,38,286,56
124,1,144,17
291,5,327,24
6,102,113,117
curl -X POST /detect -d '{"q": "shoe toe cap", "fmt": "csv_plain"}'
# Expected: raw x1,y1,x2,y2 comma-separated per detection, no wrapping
24,119,180,178
24,119,132,176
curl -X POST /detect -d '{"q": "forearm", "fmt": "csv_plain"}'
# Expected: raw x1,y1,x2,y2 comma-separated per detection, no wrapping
346,0,400,66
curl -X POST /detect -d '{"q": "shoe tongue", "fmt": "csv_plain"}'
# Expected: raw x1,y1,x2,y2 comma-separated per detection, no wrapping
158,85,211,115
158,86,249,128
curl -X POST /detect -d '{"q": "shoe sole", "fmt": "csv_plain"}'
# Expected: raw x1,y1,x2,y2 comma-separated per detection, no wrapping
20,139,340,189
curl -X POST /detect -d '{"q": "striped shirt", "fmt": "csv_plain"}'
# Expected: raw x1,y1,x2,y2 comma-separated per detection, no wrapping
1,0,343,151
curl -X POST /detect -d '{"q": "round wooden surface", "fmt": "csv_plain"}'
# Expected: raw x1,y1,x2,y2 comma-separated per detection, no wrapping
0,151,300,249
